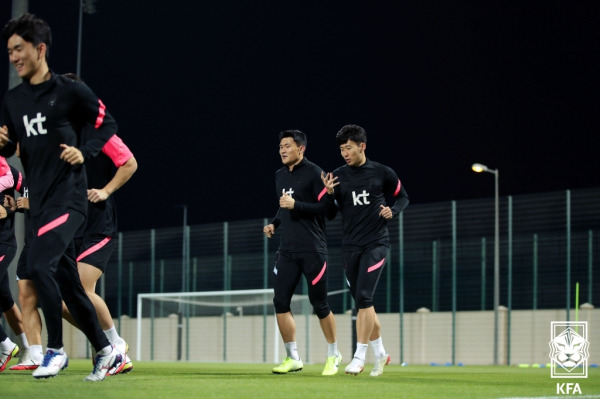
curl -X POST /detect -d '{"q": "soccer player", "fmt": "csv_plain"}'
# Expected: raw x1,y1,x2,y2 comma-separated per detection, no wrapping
67,126,137,373
321,124,409,377
0,13,123,380
263,130,342,376
10,129,137,375
0,158,29,372
5,165,45,370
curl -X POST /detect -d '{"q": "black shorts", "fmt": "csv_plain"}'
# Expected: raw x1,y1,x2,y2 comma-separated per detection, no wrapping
272,251,330,317
16,240,31,280
74,235,117,273
343,245,388,309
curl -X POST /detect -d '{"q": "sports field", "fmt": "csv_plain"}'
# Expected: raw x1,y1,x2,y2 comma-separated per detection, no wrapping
1,361,599,399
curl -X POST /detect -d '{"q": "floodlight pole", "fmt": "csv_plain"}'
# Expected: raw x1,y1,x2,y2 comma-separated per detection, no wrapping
77,0,83,76
472,163,500,365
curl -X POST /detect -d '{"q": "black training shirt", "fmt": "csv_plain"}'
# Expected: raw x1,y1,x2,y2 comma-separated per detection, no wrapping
330,159,409,250
270,158,333,254
0,72,117,216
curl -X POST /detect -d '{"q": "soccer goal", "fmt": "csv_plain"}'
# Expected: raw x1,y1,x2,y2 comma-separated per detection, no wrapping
136,288,348,363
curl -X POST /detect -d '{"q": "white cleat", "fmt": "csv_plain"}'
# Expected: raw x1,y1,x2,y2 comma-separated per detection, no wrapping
32,350,68,379
344,357,365,375
85,346,123,381
10,348,41,370
107,341,128,376
370,354,391,377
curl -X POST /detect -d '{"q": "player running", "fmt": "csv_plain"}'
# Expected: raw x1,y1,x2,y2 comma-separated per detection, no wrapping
0,158,29,372
264,130,342,376
0,13,124,380
321,124,409,377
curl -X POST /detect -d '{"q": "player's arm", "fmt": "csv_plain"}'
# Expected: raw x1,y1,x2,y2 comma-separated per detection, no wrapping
0,103,17,157
382,167,409,218
264,209,281,238
88,135,138,203
288,171,335,215
0,158,14,192
70,81,118,160
321,171,339,220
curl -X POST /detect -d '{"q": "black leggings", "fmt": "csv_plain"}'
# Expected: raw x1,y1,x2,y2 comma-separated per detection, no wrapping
28,209,109,351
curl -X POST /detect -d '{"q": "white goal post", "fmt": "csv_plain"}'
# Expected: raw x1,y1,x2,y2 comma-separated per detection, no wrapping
136,288,348,363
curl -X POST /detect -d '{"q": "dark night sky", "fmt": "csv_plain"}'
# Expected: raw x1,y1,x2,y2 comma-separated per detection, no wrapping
1,2,599,231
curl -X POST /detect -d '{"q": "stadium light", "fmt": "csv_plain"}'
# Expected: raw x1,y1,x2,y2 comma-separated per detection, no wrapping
472,163,500,366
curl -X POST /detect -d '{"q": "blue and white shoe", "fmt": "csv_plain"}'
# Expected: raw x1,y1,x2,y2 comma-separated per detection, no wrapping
32,350,68,379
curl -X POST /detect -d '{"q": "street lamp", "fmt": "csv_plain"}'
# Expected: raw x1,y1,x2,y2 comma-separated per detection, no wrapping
472,163,500,366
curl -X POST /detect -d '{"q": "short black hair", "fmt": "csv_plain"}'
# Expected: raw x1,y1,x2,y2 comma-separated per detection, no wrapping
3,13,52,60
279,129,307,148
336,124,367,145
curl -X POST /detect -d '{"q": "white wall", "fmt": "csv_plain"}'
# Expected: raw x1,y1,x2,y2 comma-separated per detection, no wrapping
55,307,599,366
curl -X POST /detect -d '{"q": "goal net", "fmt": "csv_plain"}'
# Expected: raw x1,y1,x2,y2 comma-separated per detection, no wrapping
135,288,349,363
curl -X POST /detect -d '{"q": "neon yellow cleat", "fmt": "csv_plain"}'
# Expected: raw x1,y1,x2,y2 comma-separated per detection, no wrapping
272,357,303,374
322,352,342,376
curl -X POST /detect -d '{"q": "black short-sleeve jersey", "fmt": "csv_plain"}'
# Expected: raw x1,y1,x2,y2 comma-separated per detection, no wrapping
331,159,409,250
270,158,333,254
0,73,117,216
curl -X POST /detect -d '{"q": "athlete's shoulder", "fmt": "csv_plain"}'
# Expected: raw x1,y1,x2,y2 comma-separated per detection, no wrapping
4,82,25,99
369,160,396,173
332,164,349,175
274,165,287,175
302,158,324,173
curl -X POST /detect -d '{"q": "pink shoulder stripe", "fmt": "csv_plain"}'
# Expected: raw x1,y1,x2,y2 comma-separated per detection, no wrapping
38,213,69,237
15,171,22,192
94,99,107,129
77,237,112,262
393,179,401,197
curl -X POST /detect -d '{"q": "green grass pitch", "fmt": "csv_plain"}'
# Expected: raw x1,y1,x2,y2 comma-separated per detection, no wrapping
1,360,599,399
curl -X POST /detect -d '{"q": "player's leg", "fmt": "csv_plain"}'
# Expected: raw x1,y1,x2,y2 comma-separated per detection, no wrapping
28,210,118,379
353,246,390,377
303,253,342,375
75,236,127,350
368,311,390,377
56,241,124,381
11,279,43,370
77,260,131,374
0,323,18,372
272,252,303,374
0,246,20,371
0,244,24,337
0,275,18,372
341,250,367,375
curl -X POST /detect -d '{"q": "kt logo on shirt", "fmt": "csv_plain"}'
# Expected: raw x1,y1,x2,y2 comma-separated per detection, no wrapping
352,190,370,206
23,112,48,137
